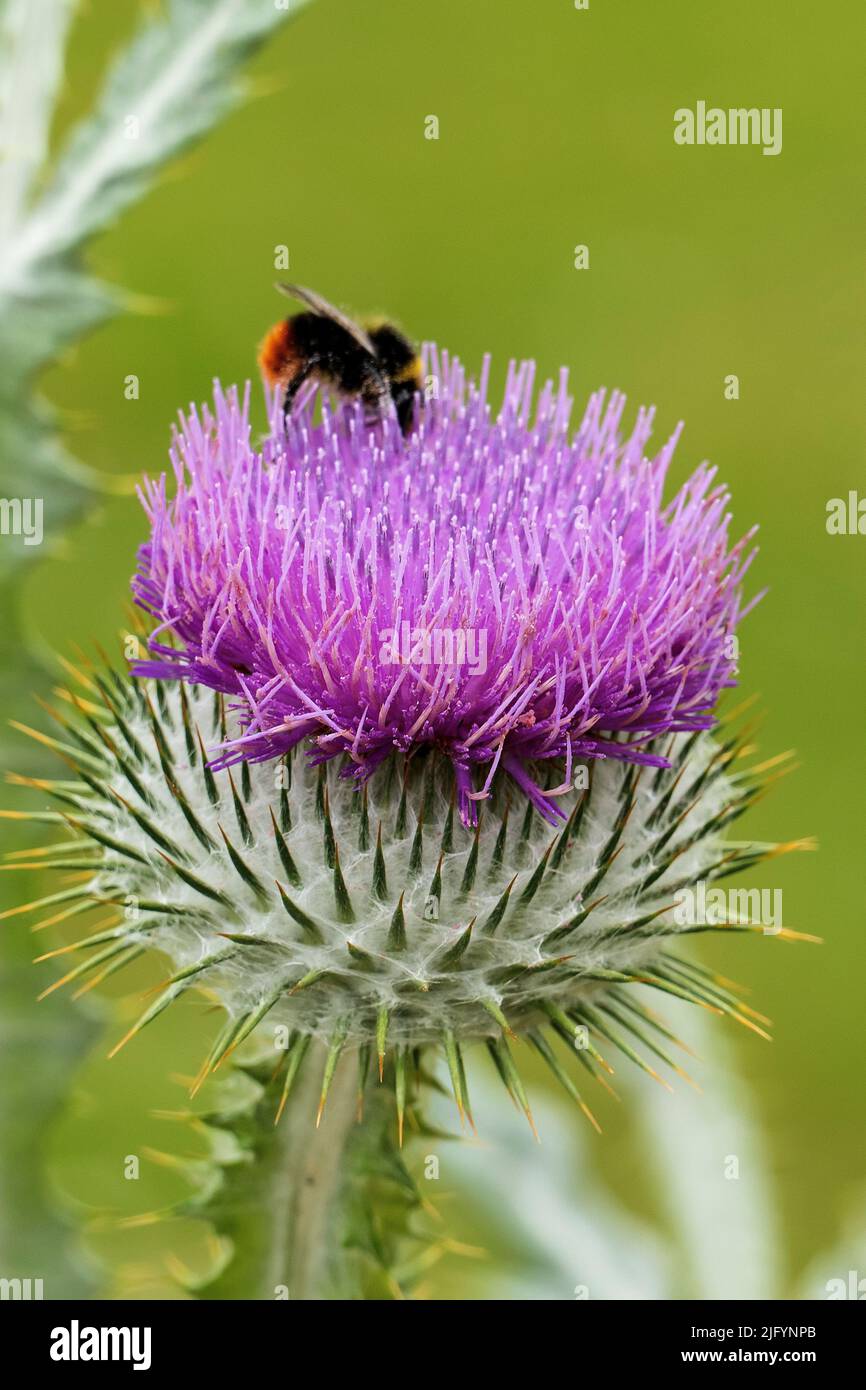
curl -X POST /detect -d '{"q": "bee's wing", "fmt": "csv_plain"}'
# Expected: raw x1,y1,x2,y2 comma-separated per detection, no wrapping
274,283,377,356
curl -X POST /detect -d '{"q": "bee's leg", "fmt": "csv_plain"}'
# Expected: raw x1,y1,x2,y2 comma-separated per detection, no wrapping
281,360,320,422
358,362,390,426
391,382,419,436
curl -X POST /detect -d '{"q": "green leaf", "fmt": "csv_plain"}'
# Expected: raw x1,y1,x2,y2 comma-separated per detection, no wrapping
0,0,314,392
0,0,76,246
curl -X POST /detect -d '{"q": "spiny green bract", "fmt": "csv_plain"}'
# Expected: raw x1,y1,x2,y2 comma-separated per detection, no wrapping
16,663,801,1137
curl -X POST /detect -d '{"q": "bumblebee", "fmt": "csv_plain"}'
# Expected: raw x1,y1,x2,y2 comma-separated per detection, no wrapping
258,283,422,435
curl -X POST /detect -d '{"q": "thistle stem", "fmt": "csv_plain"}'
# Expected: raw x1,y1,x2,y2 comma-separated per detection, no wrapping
269,1044,358,1301
201,1043,359,1301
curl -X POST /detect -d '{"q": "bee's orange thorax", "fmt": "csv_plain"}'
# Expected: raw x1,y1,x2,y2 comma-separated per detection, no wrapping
257,319,299,385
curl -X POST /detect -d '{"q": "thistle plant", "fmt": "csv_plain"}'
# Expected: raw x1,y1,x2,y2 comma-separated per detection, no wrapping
15,358,811,1299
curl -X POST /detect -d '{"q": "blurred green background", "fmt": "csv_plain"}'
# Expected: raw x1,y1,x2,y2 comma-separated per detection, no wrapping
8,0,864,1297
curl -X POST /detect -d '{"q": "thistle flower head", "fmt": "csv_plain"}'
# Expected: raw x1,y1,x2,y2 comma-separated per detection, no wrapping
132,356,758,824
9,353,793,1141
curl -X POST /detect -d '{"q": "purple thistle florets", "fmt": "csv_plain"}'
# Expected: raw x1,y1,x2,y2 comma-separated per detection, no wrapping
132,351,759,824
